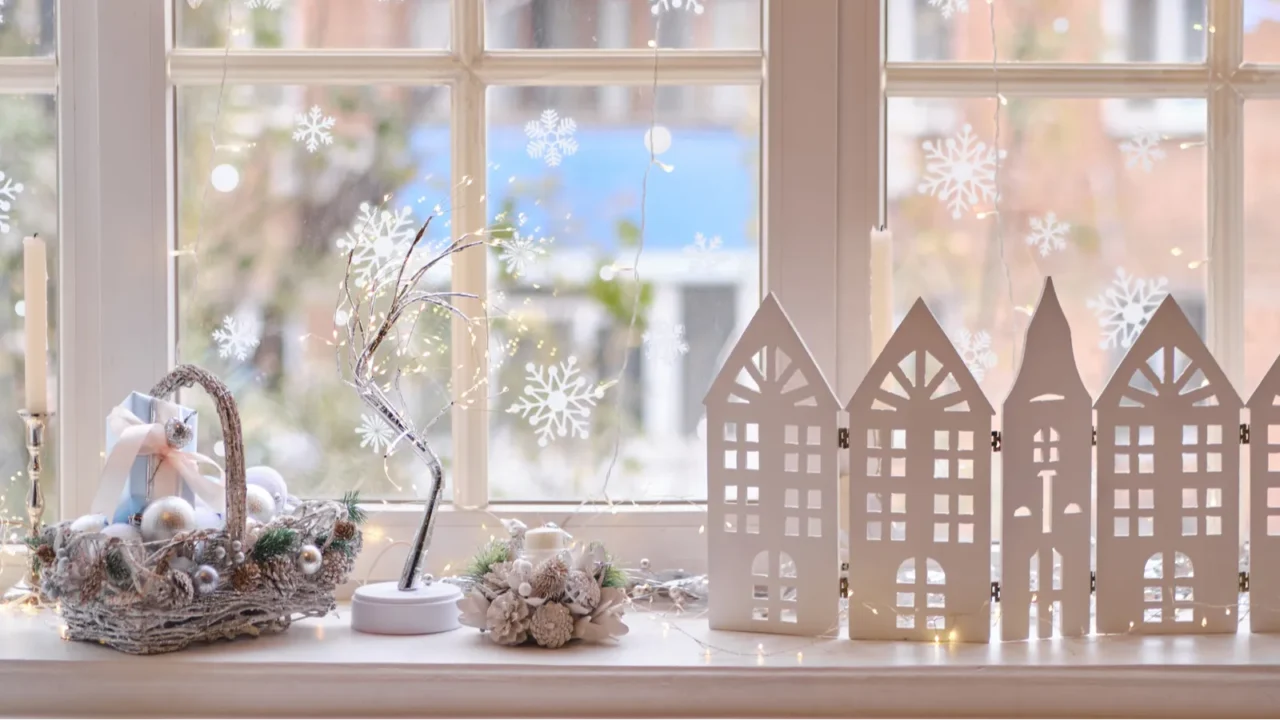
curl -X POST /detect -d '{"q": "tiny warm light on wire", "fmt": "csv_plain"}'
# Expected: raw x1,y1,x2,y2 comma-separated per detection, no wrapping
1188,260,1205,269
1171,247,1183,257
933,633,940,643
1180,141,1206,150
796,652,804,664
976,210,1000,219
1201,617,1208,627
948,629,958,642
1129,620,1136,629
1227,608,1233,616
997,93,1008,106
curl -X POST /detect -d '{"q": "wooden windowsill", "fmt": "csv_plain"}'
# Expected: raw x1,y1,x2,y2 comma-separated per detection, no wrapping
2,607,1279,717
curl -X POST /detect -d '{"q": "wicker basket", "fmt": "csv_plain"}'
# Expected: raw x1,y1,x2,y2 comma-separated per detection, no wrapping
36,365,362,655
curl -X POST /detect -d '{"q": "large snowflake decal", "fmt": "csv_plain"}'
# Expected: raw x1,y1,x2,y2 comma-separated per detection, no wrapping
1119,129,1166,173
682,232,723,270
650,0,704,14
918,123,1005,220
952,328,997,382
293,105,335,153
1087,268,1169,350
336,202,419,288
212,315,261,361
526,109,579,168
0,169,24,235
245,0,282,9
0,0,6,25
643,323,690,366
1025,212,1070,257
497,232,548,276
927,0,969,19
356,413,396,454
508,356,606,447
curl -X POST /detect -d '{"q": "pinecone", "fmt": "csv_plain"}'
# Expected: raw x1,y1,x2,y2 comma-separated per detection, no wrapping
155,570,194,608
261,557,298,595
529,556,568,600
530,602,574,648
35,544,55,566
333,520,357,542
318,550,350,586
565,569,601,611
485,591,531,646
78,566,105,604
231,562,262,592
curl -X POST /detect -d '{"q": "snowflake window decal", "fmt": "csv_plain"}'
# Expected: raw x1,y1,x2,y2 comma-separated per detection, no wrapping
0,0,6,25
496,232,549,277
918,123,1005,220
508,356,607,447
952,328,997,383
1026,212,1070,257
1087,268,1169,350
245,0,282,9
0,169,24,235
293,105,335,153
683,232,723,271
643,323,690,367
526,109,579,168
356,413,397,455
212,315,261,361
927,0,969,19
336,202,420,288
1119,128,1167,173
650,0,705,14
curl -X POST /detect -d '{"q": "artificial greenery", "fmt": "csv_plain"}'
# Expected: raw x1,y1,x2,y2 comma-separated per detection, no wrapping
601,563,628,590
251,528,298,563
23,536,43,572
341,491,367,525
466,539,512,580
315,535,356,559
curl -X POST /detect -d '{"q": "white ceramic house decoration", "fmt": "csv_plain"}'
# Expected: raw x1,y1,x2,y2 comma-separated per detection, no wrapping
704,293,840,636
1000,278,1092,640
846,298,994,642
1095,295,1241,635
1248,356,1280,633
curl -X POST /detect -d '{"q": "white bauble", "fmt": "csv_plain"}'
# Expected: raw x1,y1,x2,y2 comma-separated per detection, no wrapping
297,544,322,575
246,466,289,510
140,496,197,543
69,514,109,534
194,507,225,531
244,484,277,525
101,523,143,545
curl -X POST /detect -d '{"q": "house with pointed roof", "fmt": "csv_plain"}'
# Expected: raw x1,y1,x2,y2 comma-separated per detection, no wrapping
704,293,840,636
1000,278,1093,641
845,298,995,642
1248,356,1280,633
1095,295,1241,635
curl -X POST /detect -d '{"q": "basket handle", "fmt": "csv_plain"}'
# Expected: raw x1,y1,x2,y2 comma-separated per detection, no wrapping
149,364,246,545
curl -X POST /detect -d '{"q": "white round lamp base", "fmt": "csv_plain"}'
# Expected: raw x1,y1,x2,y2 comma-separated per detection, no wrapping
351,581,463,635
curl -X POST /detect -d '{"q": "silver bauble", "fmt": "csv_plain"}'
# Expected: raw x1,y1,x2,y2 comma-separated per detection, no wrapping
139,496,197,543
231,540,242,552
244,485,277,525
194,506,224,531
212,545,227,562
246,466,289,510
233,551,245,564
297,544,323,575
164,417,194,449
193,565,219,595
101,523,143,545
70,513,109,534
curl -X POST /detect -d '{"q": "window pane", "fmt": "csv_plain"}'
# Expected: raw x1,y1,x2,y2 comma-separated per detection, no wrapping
176,84,452,501
1245,100,1280,390
0,0,55,57
177,0,450,49
1245,0,1280,63
0,94,58,531
485,0,760,50
486,84,759,501
887,0,1206,64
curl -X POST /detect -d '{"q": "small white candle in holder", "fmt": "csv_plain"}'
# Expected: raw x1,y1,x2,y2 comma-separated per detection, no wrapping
22,235,48,414
522,523,571,565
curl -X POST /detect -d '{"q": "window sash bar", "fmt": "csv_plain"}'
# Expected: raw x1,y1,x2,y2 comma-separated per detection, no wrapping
0,57,57,93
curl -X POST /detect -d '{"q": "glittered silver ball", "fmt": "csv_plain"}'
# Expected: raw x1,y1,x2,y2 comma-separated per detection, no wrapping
244,485,277,525
164,418,194,449
422,573,434,584
69,513,109,534
297,544,323,575
212,546,226,562
640,558,651,571
140,497,197,543
233,551,245,565
192,565,219,595
231,540,242,552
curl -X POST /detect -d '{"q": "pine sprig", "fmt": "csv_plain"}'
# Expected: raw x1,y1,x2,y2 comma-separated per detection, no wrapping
342,491,368,525
251,528,298,563
466,539,511,580
104,548,132,587
601,563,628,589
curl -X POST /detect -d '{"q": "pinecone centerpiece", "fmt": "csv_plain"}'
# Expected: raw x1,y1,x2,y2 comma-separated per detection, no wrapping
455,524,629,649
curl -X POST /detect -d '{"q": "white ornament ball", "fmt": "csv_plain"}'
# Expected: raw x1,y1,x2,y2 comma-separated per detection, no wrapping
140,497,197,543
69,514,109,534
101,523,143,545
644,125,673,155
194,507,225,531
246,466,289,509
298,544,323,575
193,565,219,595
244,485,277,525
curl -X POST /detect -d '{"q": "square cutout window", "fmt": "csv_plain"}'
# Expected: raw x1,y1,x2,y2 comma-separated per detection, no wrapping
723,422,738,441
891,457,907,477
724,514,738,533
926,615,946,630
1138,489,1154,509
724,485,739,504
890,493,907,513
1206,515,1222,535
1138,516,1154,536
1115,489,1130,509
958,431,974,451
866,521,882,541
806,426,822,446
933,522,949,542
724,450,738,469
753,584,769,600
1049,447,1059,462
1138,425,1154,445
867,456,882,477
896,592,915,608
1182,488,1197,508
745,423,759,443
780,586,797,603
781,608,798,624
1207,424,1223,445
958,458,975,480
1270,424,1280,445
784,424,799,445
1182,516,1198,536
807,489,822,509
746,515,760,534
1207,487,1223,508
927,593,945,608
746,451,760,471
807,517,822,538
746,486,760,505
890,521,906,542
1269,453,1280,473
1144,585,1162,602
867,428,882,449
958,523,974,543
896,614,915,629
1138,453,1154,473
934,458,949,479
785,453,799,473
934,494,950,515
1182,453,1198,473
1115,454,1131,474
1268,515,1280,536
1174,608,1194,623
1183,425,1198,444
806,454,822,474
934,430,949,450
1143,608,1162,623
958,495,974,515
1114,516,1130,536
1268,487,1280,509
1116,425,1131,446
891,429,907,449
1207,452,1222,473
784,488,799,508
1034,447,1044,463
752,607,769,621
867,493,883,513
785,516,800,536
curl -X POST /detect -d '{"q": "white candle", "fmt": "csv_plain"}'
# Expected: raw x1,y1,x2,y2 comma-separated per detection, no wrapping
522,524,570,565
870,227,893,357
23,236,48,414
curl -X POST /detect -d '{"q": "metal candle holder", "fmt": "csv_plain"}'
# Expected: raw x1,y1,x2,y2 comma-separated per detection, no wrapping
3,410,50,605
